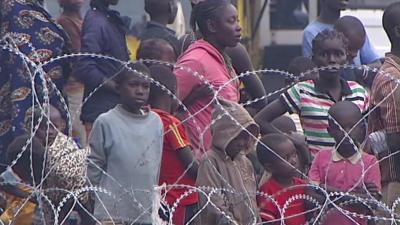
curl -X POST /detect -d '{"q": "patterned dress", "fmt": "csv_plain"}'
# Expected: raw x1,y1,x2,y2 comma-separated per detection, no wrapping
0,0,70,167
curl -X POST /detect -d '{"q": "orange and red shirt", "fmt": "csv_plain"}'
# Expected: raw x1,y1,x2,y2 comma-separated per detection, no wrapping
153,109,198,206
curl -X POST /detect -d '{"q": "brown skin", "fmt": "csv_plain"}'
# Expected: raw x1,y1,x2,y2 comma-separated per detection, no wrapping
204,4,242,52
255,38,348,135
319,0,349,24
226,126,258,160
36,105,64,146
263,140,300,186
117,73,150,114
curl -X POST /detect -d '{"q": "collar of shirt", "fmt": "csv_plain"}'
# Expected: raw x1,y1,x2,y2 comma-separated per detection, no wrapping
332,150,362,164
147,21,176,35
314,78,352,97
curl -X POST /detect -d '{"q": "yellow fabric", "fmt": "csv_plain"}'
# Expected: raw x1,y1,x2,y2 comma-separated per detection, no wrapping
126,35,141,61
0,186,36,225
237,0,250,38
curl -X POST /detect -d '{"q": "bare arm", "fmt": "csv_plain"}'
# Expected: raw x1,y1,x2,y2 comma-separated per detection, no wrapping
254,99,289,135
177,146,199,179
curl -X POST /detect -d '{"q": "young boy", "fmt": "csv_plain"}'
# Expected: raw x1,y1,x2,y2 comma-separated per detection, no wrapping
75,0,130,137
255,30,369,155
309,101,381,225
256,133,308,225
196,99,260,225
302,0,381,66
137,38,177,63
88,62,163,225
141,0,180,56
147,65,198,225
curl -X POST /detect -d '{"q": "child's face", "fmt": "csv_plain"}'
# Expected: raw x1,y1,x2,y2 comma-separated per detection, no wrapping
226,130,254,159
267,141,299,177
118,73,150,113
328,116,366,158
346,33,365,61
36,107,63,145
313,38,347,79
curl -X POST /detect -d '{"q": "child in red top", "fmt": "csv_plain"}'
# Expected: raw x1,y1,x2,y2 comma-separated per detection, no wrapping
148,65,199,225
257,133,308,225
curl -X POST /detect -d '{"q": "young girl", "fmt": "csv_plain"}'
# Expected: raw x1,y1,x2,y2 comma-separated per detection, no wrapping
255,30,369,155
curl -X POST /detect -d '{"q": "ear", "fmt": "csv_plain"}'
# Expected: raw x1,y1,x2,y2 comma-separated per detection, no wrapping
206,19,217,34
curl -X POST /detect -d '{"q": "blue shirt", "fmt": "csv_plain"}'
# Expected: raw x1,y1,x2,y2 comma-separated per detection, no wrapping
302,20,381,65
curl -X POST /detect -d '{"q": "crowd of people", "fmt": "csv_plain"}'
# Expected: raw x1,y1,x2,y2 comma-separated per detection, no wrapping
1,0,400,225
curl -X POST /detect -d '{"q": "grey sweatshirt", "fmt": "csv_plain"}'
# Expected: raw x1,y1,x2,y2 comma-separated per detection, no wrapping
88,104,163,224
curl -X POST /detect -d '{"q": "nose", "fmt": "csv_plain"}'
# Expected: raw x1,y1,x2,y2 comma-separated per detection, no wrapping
236,23,242,33
328,53,338,65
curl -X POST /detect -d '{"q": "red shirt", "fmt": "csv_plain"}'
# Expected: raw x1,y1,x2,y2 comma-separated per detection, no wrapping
153,109,198,206
257,177,307,225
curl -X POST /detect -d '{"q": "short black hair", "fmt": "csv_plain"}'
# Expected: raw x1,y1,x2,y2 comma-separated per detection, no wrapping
137,38,177,63
312,30,349,56
148,65,177,104
257,134,292,166
334,16,366,38
190,0,231,36
7,135,45,184
288,56,316,77
115,62,151,85
383,2,400,45
145,0,172,16
271,116,297,134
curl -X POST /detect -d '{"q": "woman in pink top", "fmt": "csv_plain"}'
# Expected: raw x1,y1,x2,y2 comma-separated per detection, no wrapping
174,0,242,160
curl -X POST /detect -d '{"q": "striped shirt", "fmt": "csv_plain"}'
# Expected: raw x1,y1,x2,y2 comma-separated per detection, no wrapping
280,79,369,154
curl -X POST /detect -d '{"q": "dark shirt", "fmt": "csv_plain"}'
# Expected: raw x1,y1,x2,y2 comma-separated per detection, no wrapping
74,3,130,123
140,21,180,56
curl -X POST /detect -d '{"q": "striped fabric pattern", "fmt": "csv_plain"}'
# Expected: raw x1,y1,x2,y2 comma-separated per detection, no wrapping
280,80,369,155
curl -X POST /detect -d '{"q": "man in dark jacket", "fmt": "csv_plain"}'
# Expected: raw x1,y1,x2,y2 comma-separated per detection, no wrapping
141,0,180,56
74,0,130,136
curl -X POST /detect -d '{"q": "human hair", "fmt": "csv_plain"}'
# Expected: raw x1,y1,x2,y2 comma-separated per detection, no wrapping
115,62,151,85
271,116,297,134
288,56,316,77
148,65,177,104
334,16,366,37
383,2,400,45
137,39,177,63
256,134,293,166
7,135,45,184
190,0,231,36
145,0,171,16
311,30,349,56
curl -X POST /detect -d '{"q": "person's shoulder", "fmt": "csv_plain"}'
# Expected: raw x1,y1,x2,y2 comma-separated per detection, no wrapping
347,81,367,94
83,9,108,26
314,150,332,162
147,110,164,126
95,107,119,123
361,152,378,164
